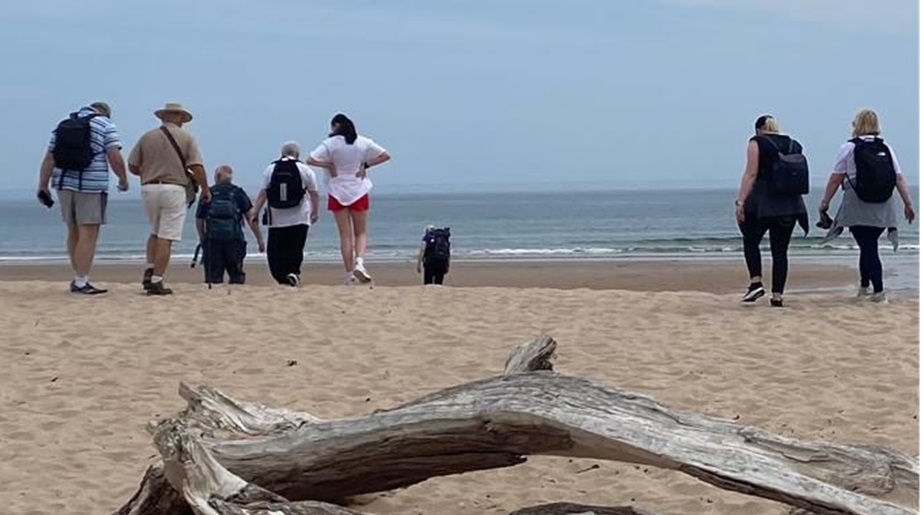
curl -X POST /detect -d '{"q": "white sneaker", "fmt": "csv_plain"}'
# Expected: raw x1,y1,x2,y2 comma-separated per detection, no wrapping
856,286,871,298
285,273,300,287
353,263,372,283
869,291,888,304
344,274,357,286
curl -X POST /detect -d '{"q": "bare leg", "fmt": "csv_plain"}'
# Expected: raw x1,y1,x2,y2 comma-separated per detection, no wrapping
66,224,79,274
351,210,369,262
72,224,100,277
152,237,173,277
333,210,355,273
146,234,157,267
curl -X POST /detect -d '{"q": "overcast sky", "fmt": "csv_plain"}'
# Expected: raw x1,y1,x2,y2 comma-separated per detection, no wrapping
0,0,917,195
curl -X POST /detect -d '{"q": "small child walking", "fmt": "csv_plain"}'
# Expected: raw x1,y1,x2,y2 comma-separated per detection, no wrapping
416,225,451,285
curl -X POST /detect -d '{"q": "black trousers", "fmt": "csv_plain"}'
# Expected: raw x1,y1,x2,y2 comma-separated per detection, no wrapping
850,225,885,293
423,259,449,285
267,224,308,284
203,239,246,284
739,216,796,294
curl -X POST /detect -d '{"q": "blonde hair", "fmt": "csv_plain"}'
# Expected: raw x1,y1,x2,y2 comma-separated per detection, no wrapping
852,109,881,138
761,117,780,133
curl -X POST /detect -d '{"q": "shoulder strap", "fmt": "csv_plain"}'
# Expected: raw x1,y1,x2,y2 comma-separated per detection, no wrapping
760,135,780,153
787,138,795,154
160,126,188,171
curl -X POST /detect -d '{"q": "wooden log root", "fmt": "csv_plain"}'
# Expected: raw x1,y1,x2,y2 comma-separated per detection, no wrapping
113,335,918,515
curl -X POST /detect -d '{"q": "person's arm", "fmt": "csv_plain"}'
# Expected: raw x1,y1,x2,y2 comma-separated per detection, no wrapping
188,164,208,189
819,174,845,212
103,123,128,190
820,143,853,212
305,156,335,173
416,242,426,274
896,174,916,224
307,142,337,176
107,148,129,190
734,140,759,222
246,208,265,252
253,189,267,224
307,190,320,224
38,151,54,193
363,151,391,170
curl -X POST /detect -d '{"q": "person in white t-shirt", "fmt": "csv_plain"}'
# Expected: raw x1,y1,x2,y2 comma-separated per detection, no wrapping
307,114,390,285
253,141,319,287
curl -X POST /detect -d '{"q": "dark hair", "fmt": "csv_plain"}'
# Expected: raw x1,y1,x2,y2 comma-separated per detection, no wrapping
329,113,358,145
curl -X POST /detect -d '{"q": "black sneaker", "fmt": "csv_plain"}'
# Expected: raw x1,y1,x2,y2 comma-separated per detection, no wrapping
742,282,765,302
146,281,173,296
770,298,784,308
142,268,154,291
70,281,107,295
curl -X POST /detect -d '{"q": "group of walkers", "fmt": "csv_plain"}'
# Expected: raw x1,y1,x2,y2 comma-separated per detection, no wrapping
37,101,393,295
735,109,915,306
38,101,914,301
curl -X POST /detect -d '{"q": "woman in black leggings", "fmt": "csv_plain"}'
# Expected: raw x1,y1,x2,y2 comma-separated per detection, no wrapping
734,115,809,307
818,109,915,302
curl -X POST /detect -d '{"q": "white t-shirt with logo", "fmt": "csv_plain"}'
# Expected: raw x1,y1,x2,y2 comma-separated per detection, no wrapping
833,135,903,181
261,157,318,228
309,135,387,206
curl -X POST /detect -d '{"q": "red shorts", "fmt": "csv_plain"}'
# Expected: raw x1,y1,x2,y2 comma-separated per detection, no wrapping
327,194,370,212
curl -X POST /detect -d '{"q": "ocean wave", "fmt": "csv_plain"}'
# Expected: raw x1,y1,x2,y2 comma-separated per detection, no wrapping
1,243,917,263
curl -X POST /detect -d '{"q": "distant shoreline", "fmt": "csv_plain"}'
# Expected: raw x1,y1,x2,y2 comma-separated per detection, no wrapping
0,257,915,294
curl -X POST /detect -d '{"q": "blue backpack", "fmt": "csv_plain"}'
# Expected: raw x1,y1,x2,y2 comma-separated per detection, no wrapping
205,186,242,240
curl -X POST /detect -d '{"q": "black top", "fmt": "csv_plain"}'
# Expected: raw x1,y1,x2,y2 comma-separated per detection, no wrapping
746,134,809,233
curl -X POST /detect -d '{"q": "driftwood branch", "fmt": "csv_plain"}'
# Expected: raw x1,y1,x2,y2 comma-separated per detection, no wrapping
113,335,918,515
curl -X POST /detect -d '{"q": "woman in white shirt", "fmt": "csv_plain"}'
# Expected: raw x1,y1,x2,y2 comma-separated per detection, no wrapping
307,114,390,285
818,109,915,302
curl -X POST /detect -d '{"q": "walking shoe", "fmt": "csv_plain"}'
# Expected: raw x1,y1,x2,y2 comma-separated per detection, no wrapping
770,298,784,308
869,291,888,304
142,268,154,291
856,286,871,298
285,273,301,287
146,281,173,296
353,263,373,283
344,274,357,286
70,281,107,295
741,282,765,303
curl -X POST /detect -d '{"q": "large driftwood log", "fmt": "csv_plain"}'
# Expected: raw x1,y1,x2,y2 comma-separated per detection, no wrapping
114,335,918,515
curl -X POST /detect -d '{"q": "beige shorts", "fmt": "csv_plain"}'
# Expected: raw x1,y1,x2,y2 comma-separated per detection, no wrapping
142,184,187,241
59,190,107,226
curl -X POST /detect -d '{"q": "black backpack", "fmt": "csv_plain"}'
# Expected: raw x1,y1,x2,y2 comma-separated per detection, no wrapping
426,228,451,262
52,112,99,186
764,136,809,195
848,137,896,203
204,185,242,240
266,159,305,209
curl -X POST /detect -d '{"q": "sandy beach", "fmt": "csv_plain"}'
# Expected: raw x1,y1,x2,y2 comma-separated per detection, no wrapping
0,261,917,515
0,257,863,292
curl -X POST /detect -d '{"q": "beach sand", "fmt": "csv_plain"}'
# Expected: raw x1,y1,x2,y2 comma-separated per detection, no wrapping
0,258,861,292
0,263,917,515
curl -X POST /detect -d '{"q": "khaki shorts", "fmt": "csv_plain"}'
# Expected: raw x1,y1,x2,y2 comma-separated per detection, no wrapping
59,190,107,225
142,184,187,241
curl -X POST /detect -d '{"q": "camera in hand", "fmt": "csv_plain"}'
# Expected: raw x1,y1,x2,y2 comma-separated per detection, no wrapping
37,190,54,208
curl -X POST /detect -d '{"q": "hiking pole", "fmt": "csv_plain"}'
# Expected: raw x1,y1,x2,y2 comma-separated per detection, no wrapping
191,243,201,268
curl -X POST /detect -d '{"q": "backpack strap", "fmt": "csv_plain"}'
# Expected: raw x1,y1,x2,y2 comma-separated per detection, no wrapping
160,126,188,173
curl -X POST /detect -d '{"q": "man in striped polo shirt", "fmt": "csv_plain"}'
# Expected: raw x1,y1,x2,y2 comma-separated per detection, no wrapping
37,102,129,294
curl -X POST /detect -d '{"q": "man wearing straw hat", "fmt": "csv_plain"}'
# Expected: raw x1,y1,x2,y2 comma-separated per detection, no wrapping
128,102,210,295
